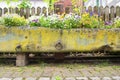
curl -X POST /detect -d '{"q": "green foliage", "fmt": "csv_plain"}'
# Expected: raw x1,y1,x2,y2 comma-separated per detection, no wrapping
80,13,104,28
0,17,4,25
18,0,31,8
3,14,28,27
43,0,58,10
55,76,62,80
0,0,18,5
114,17,120,28
38,14,81,29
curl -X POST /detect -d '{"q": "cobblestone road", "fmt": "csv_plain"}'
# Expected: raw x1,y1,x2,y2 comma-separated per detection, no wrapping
0,63,119,80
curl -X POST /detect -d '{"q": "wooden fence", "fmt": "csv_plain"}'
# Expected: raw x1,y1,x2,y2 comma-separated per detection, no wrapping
0,6,120,21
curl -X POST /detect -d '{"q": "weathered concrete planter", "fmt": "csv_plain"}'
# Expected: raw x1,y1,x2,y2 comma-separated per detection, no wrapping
0,26,120,66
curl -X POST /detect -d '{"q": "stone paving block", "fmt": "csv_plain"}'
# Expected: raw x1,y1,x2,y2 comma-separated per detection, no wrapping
102,77,112,80
65,77,75,80
61,69,73,77
0,78,12,80
39,77,50,80
25,77,37,80
13,77,23,80
71,69,82,77
89,77,101,80
41,67,54,77
51,76,63,80
112,76,120,80
76,77,88,80
79,69,92,77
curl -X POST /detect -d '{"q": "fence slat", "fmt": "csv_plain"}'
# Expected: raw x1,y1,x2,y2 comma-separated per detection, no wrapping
43,7,47,16
31,7,35,16
37,7,41,16
15,7,19,14
0,8,2,16
105,6,109,22
94,6,98,14
82,6,86,13
116,6,120,17
88,6,92,13
25,8,30,18
110,6,115,21
4,8,8,14
20,8,24,17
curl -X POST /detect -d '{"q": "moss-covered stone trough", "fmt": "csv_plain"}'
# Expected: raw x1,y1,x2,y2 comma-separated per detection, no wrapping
0,26,120,66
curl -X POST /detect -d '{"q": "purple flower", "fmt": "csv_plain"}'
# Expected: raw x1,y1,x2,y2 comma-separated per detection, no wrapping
32,19,39,23
105,21,113,25
86,10,89,13
89,12,93,16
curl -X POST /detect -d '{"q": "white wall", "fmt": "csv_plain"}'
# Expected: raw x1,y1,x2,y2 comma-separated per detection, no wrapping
85,0,120,8
0,1,48,8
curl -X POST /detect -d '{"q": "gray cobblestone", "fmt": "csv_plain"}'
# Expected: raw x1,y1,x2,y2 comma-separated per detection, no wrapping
0,78,12,80
39,77,50,80
25,77,37,80
112,76,120,80
102,77,112,80
13,78,23,80
89,77,101,80
76,77,88,80
65,77,76,80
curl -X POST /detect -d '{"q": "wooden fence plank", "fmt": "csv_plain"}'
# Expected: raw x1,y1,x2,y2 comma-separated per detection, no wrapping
116,6,120,17
4,8,8,14
37,7,41,16
15,7,19,14
88,6,92,13
31,7,35,16
43,7,47,16
105,6,109,22
0,8,2,16
110,6,115,21
25,8,30,18
20,8,24,17
99,6,105,20
94,6,98,14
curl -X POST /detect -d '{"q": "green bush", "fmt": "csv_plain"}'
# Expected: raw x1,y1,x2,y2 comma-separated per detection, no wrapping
3,14,28,27
114,17,120,28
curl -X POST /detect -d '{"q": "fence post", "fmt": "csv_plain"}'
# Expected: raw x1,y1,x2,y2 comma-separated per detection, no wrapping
94,6,98,14
4,8,8,14
88,6,92,13
105,6,109,22
37,7,41,16
116,6,120,17
15,7,19,14
99,6,104,20
110,6,115,22
20,8,24,17
31,7,35,16
26,8,30,19
0,8,2,16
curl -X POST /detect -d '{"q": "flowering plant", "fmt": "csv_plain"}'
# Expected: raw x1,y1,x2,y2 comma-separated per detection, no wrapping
80,12,104,28
114,17,120,28
28,16,41,27
3,14,28,27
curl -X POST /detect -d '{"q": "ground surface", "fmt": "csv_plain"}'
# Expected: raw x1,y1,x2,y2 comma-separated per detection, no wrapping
0,62,120,80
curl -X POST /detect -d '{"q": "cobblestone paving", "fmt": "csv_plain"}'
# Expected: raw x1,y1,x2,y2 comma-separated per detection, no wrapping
0,63,119,80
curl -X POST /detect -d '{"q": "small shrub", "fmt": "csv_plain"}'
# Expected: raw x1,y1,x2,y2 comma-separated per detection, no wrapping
80,12,104,28
114,17,120,28
3,14,28,27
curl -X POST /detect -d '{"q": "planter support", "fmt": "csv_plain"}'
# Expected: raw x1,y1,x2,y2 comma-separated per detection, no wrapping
16,53,29,67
